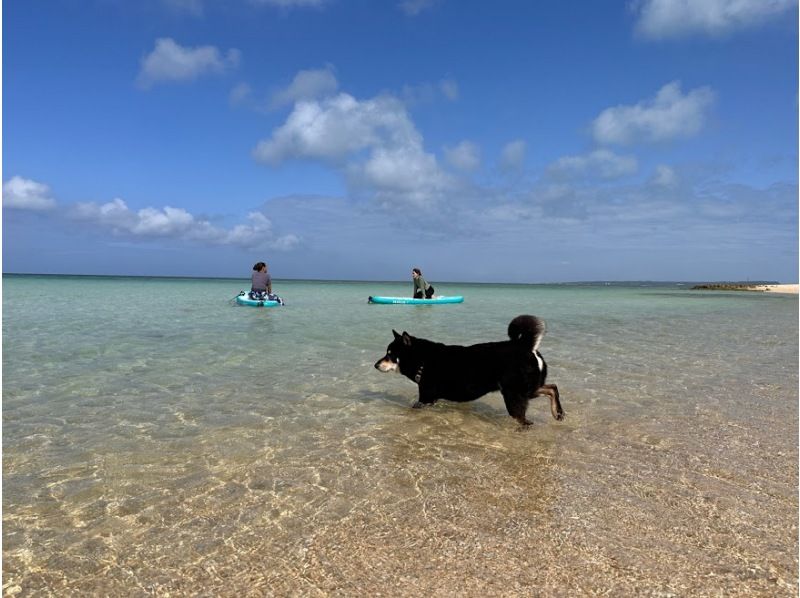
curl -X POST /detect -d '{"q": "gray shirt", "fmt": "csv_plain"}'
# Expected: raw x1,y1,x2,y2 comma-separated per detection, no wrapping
251,271,271,291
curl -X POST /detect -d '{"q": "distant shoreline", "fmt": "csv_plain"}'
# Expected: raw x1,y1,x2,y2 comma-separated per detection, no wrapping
747,284,799,294
691,283,799,294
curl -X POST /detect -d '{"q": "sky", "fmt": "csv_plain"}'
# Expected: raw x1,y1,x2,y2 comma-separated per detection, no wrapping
3,0,798,283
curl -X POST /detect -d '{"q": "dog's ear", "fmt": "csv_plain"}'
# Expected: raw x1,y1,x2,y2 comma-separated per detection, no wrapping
402,331,412,346
392,329,401,341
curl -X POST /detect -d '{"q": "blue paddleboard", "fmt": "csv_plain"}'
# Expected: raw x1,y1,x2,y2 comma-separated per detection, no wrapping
235,292,282,307
368,295,464,305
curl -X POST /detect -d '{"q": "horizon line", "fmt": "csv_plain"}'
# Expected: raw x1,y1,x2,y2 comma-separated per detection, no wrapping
1,272,788,286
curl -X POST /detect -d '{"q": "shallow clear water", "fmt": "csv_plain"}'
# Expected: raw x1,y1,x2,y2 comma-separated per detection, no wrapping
3,275,797,595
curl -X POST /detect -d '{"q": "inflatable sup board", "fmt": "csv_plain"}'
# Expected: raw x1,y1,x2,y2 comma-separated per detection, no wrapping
368,295,464,305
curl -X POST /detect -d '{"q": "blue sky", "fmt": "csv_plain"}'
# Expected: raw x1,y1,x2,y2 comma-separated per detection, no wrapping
3,0,798,282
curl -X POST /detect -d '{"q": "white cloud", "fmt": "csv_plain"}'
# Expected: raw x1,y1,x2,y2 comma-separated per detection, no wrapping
652,164,678,186
547,149,638,180
3,177,57,210
439,78,459,101
633,0,796,39
499,140,527,171
271,66,339,109
399,0,437,16
591,81,714,145
137,38,241,89
223,212,299,248
350,146,451,207
444,141,481,172
254,93,383,163
254,92,454,207
72,198,298,249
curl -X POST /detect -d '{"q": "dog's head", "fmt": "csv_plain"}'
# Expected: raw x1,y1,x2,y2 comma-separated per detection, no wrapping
374,330,413,373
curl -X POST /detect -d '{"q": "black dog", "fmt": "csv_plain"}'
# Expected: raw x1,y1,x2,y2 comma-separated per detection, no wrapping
374,315,563,426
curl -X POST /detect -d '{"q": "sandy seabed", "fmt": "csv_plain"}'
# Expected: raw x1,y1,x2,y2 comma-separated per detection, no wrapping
3,278,797,596
4,395,797,597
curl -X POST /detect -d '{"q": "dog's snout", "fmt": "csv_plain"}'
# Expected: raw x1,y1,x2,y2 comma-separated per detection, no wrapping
374,357,398,373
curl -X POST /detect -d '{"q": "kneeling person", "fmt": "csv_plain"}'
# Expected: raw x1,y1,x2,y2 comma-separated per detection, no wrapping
412,267,435,299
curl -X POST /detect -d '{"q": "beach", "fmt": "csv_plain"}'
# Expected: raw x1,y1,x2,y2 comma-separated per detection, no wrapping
752,284,799,294
3,276,798,596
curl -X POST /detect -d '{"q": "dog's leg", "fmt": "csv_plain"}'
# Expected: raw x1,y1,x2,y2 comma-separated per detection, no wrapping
535,384,564,421
501,389,532,426
412,386,438,409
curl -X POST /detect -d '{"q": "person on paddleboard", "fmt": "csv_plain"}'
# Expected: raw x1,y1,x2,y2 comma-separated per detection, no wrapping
250,262,273,301
412,268,435,299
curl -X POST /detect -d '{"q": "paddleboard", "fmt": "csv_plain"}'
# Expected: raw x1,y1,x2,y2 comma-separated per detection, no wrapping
368,295,464,305
235,292,283,307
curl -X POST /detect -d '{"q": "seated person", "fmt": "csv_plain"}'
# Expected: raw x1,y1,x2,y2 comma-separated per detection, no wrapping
249,262,272,300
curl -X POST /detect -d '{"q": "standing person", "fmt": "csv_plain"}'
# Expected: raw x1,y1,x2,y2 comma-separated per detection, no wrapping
250,262,272,299
412,267,435,299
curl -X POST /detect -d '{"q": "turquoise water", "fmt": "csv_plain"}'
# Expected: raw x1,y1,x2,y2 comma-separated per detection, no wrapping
3,275,798,595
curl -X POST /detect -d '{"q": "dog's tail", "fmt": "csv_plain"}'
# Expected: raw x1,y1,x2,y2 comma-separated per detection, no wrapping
508,315,546,352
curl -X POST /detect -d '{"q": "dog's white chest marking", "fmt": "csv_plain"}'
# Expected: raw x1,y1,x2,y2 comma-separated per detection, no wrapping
533,350,543,370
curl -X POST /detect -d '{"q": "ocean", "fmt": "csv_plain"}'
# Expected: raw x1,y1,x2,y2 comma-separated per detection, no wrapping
3,275,797,595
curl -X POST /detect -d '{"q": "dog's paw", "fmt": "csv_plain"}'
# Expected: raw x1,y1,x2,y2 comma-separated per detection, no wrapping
411,401,424,409
555,410,565,421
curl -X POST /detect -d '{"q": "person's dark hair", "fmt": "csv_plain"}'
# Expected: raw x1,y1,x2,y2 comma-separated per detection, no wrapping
412,268,422,275
253,262,267,271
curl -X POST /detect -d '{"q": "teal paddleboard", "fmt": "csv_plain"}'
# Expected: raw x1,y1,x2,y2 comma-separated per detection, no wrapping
235,292,282,307
368,295,464,305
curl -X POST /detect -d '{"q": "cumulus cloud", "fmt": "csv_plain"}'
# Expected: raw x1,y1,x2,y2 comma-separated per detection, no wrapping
3,176,57,210
254,92,454,207
591,81,714,145
444,141,481,172
499,140,527,172
347,145,453,208
632,0,796,39
254,93,383,163
72,198,298,249
547,149,638,180
271,66,339,109
137,38,241,88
